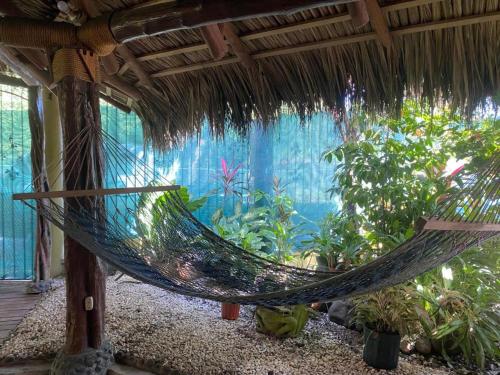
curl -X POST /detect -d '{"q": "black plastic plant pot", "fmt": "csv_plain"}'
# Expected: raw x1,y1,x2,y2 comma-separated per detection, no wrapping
362,326,401,370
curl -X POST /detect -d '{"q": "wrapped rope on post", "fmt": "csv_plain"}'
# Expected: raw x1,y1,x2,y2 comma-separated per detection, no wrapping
52,49,100,84
77,16,117,57
0,15,117,57
0,17,77,49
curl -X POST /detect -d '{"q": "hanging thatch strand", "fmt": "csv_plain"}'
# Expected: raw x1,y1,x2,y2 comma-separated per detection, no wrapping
0,0,499,150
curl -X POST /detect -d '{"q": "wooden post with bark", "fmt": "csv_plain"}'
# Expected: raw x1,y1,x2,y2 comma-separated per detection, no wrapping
28,86,51,287
50,66,112,374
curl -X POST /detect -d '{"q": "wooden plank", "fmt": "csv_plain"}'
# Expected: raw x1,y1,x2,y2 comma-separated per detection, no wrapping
12,185,180,200
151,11,500,78
423,219,500,232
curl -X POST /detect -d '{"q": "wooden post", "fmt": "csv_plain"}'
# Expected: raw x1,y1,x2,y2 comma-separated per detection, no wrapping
41,88,64,278
56,75,107,355
28,86,51,286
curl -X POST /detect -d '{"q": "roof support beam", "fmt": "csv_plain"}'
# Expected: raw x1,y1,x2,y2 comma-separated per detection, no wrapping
110,0,356,43
101,71,142,100
201,24,228,60
150,11,500,78
0,73,28,87
115,45,155,88
365,0,392,48
347,1,369,28
221,23,257,70
0,46,53,88
128,0,442,69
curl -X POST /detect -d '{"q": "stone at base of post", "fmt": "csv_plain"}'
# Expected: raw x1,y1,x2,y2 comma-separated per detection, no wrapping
50,341,113,375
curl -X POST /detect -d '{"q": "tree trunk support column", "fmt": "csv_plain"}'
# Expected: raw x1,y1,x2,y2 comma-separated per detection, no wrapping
50,48,112,375
41,87,65,278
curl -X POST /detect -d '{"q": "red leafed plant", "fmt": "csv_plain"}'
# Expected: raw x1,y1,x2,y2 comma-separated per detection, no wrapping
218,158,243,197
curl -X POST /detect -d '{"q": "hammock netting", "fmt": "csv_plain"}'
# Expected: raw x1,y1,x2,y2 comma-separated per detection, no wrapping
19,129,499,306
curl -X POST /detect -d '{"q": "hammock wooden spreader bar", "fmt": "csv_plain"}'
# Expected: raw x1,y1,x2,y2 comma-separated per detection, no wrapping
422,218,500,232
12,185,180,200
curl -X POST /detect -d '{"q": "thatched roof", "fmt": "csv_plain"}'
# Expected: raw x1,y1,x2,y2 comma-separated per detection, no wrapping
1,0,499,148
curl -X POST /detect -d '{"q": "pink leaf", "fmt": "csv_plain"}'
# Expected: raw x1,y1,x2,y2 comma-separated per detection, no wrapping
221,158,228,176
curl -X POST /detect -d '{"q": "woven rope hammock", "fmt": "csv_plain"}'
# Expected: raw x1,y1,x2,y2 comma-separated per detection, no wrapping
16,129,500,306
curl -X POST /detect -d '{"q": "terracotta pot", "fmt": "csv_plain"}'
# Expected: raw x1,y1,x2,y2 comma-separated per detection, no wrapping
221,303,240,320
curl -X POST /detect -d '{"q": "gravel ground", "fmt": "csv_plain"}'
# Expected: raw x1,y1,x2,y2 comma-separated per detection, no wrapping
0,277,453,375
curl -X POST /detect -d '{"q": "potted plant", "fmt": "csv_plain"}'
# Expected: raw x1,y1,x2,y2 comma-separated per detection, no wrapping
351,285,418,370
221,303,241,320
255,305,309,338
302,212,365,272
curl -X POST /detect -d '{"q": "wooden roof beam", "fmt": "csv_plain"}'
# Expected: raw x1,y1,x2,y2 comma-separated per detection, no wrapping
115,45,155,88
110,0,356,43
126,0,443,69
347,1,369,28
221,23,257,70
150,11,500,78
200,24,228,60
0,46,52,88
101,71,141,101
365,0,392,48
0,73,28,87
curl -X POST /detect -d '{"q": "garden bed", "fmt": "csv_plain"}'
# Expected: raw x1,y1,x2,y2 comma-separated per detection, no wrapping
0,277,453,375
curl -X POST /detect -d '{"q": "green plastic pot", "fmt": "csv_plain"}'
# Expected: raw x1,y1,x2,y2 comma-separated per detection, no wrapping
363,325,401,370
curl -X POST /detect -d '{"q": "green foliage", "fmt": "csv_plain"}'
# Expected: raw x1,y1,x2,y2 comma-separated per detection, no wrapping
255,305,309,338
136,184,210,247
301,212,366,270
325,101,499,253
212,201,271,253
212,184,306,263
351,285,419,336
323,100,499,368
415,239,500,369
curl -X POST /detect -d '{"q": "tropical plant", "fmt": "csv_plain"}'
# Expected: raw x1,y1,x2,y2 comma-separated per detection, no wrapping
302,212,366,271
213,158,243,198
351,284,419,336
415,238,500,369
324,100,499,255
255,305,309,338
212,181,307,263
212,200,270,253
136,184,210,246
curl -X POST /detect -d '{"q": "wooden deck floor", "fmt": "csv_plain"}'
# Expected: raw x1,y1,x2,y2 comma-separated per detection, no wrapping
0,281,40,345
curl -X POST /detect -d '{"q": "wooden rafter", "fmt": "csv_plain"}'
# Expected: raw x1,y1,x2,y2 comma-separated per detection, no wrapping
115,45,154,88
17,48,49,71
365,0,392,48
0,73,28,87
221,23,257,70
200,24,228,60
347,1,369,28
149,11,500,78
101,71,142,101
99,92,132,113
120,0,442,74
0,46,52,88
109,0,356,42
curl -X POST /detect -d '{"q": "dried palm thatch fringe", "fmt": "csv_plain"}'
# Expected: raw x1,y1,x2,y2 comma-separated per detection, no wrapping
135,20,499,149
5,0,500,150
